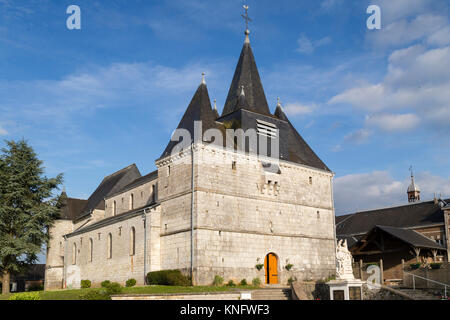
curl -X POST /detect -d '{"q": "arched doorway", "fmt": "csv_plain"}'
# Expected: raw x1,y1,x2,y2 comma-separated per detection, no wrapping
264,253,278,284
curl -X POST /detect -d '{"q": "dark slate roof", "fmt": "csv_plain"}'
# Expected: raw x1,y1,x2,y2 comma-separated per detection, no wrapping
222,38,271,117
160,83,219,158
106,170,158,199
274,104,330,172
59,192,88,220
76,164,141,220
336,199,449,236
373,226,445,250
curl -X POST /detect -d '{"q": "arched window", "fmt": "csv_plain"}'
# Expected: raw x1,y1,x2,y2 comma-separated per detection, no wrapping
107,233,112,259
130,194,134,210
113,200,116,216
89,238,93,262
130,227,136,256
72,243,77,265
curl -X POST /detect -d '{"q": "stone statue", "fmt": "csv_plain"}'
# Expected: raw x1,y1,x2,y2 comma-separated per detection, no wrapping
336,239,354,280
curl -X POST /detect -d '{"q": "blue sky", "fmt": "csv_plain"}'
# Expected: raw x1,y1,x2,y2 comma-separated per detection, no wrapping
1,0,449,219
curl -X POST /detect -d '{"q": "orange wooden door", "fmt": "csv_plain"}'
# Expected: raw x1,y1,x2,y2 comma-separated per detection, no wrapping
264,253,278,284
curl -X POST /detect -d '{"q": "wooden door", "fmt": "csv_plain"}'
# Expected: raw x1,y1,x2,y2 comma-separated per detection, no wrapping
264,253,278,284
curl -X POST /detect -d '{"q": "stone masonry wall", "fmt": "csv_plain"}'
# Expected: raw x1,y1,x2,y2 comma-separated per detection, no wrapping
63,206,160,288
45,219,74,290
105,179,157,218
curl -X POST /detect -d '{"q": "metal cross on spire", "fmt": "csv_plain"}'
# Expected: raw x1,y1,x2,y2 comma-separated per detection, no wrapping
241,5,252,32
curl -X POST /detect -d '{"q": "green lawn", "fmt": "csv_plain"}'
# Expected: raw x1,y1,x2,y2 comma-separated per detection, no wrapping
0,285,258,300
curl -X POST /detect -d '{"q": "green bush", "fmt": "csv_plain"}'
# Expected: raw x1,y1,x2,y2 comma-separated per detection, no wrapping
27,284,44,292
226,280,235,287
126,278,137,287
240,279,247,286
105,282,123,295
255,264,264,271
252,278,261,287
213,275,224,286
101,280,111,288
146,270,191,286
9,292,41,300
167,273,191,286
430,263,442,269
81,280,92,288
410,263,420,270
285,264,294,271
79,289,110,300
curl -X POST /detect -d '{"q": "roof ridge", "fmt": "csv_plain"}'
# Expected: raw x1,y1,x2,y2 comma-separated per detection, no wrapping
351,199,443,215
101,163,138,182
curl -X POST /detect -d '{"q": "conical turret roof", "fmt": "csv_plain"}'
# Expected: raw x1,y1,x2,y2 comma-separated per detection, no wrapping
161,81,217,158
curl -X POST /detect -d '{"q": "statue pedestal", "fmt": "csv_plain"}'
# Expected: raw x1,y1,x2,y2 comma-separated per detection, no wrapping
327,279,364,300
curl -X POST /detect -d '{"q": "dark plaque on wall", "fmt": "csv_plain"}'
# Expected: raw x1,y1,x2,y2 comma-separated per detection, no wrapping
349,286,362,300
333,290,345,300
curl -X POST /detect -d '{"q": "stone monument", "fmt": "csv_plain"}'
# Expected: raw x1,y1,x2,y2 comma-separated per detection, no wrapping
327,239,364,300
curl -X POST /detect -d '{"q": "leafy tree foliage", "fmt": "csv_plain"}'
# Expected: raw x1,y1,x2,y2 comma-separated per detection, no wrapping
0,139,63,294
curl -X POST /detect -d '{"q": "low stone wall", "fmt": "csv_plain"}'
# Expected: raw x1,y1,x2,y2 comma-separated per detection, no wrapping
111,291,248,300
291,281,329,300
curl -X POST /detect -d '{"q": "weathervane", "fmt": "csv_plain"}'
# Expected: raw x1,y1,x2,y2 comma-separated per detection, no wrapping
242,5,252,32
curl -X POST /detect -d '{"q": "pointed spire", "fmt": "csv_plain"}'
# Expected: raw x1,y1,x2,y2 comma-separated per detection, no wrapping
201,72,206,85
407,166,421,202
222,32,271,116
274,97,288,121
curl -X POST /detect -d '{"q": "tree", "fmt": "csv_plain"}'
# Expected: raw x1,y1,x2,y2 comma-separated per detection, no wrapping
0,139,63,294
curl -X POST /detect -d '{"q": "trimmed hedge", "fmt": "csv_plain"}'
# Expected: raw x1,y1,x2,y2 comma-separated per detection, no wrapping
213,275,224,286
81,280,91,288
146,270,191,286
101,280,111,288
252,278,261,287
126,278,137,287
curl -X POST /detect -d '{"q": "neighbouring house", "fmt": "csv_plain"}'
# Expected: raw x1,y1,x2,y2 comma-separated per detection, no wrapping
336,173,450,283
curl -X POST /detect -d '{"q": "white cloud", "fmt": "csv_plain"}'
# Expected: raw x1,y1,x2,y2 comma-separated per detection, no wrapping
427,25,450,46
329,45,450,132
343,129,371,145
0,60,229,126
334,170,450,215
0,125,7,135
367,14,447,48
296,34,331,54
365,113,420,132
283,102,315,116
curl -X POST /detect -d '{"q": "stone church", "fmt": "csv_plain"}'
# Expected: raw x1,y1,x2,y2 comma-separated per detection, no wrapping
45,28,337,290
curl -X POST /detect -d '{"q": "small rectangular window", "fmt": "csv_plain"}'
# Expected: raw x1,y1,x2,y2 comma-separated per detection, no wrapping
232,161,237,170
309,177,313,185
